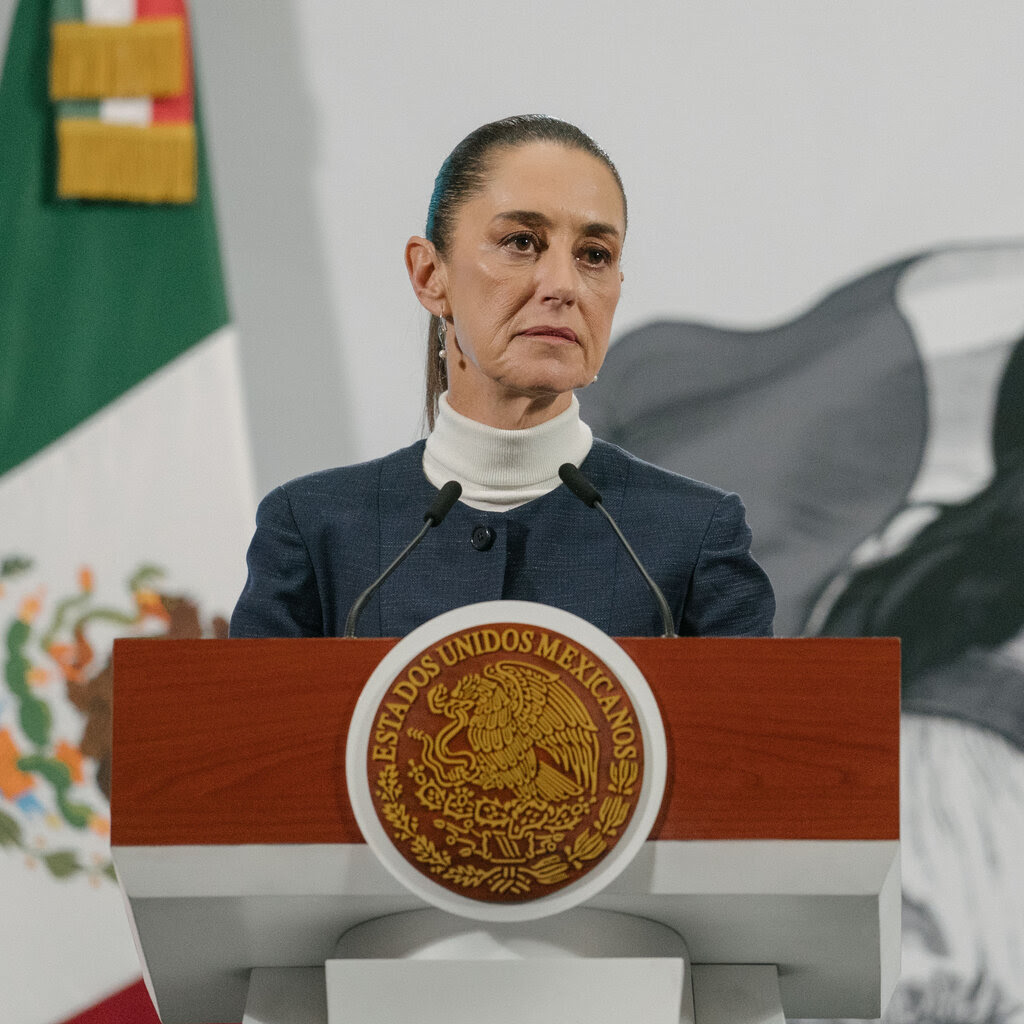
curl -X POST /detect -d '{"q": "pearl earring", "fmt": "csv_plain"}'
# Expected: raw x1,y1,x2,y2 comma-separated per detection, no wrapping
437,317,447,359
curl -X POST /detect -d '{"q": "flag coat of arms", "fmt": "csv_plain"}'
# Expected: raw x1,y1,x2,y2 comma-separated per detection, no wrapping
0,1,255,1020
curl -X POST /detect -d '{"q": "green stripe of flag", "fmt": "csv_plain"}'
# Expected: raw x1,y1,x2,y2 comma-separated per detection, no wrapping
57,99,101,116
0,0,229,476
50,0,85,22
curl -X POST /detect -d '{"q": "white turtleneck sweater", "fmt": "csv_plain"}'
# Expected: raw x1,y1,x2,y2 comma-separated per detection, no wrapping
422,393,594,511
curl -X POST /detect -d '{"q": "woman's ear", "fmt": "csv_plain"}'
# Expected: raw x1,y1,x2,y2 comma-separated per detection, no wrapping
405,236,447,316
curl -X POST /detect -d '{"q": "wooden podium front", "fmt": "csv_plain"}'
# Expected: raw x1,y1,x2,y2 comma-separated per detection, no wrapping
111,637,900,1023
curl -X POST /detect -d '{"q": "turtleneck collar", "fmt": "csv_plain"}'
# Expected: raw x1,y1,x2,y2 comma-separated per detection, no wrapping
423,392,593,511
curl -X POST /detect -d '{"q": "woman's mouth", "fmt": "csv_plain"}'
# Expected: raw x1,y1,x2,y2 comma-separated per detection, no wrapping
518,326,578,344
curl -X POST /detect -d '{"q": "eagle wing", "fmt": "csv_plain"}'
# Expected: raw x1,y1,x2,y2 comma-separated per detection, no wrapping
474,660,600,799
462,670,538,793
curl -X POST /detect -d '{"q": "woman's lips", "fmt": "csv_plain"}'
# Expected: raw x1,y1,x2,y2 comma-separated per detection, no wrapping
519,326,578,343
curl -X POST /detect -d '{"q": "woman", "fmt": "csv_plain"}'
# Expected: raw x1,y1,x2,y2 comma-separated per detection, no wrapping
230,115,774,639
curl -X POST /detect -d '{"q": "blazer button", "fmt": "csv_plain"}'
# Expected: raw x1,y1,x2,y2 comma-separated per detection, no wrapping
471,525,496,551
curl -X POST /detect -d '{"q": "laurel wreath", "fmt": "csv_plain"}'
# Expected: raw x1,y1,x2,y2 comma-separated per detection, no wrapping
374,752,641,897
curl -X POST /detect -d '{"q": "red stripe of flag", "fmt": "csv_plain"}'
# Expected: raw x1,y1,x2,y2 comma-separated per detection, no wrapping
137,0,193,123
60,978,242,1024
61,980,159,1024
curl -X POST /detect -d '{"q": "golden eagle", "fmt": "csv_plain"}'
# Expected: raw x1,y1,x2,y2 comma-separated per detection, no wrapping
416,659,600,803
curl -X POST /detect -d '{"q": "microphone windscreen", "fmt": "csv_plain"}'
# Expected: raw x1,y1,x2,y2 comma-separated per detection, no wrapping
558,463,602,507
425,480,462,525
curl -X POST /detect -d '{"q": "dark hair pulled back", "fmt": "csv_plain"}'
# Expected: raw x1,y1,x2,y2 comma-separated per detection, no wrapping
422,114,626,430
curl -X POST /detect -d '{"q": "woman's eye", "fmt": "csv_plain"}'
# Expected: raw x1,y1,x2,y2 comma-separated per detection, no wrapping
579,246,612,266
504,232,539,253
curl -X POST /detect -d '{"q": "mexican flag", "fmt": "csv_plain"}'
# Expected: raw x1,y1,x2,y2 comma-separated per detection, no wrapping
0,1,255,1021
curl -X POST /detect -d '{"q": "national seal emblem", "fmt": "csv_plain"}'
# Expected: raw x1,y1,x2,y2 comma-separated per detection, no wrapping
346,602,666,921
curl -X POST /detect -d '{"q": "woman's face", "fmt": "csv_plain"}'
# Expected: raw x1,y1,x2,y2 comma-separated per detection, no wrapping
435,142,625,425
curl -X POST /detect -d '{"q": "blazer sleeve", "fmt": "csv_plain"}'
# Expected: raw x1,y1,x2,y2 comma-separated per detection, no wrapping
229,486,325,638
682,491,775,637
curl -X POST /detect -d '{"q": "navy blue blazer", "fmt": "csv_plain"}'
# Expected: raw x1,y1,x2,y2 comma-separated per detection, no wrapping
229,438,775,639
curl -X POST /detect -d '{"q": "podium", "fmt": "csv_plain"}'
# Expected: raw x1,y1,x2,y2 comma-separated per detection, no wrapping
111,634,900,1023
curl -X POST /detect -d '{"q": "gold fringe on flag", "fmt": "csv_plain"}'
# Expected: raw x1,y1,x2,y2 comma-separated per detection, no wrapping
50,19,185,100
57,120,196,203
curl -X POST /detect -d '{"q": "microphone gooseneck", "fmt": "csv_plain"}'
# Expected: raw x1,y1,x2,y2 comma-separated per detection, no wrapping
558,463,677,638
344,480,462,638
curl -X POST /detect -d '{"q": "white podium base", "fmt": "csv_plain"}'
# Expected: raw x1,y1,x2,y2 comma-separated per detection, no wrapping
118,838,899,1020
243,961,687,1024
333,906,691,961
691,965,785,1024
242,911,784,1024
331,908,693,1024
244,908,695,1024
244,967,327,1024
326,957,684,1024
243,962,784,1024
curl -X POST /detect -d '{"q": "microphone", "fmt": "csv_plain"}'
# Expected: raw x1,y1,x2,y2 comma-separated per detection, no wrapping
344,480,462,637
558,463,677,638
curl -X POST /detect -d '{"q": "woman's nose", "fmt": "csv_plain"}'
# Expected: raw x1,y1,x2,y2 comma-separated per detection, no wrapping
536,248,577,305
